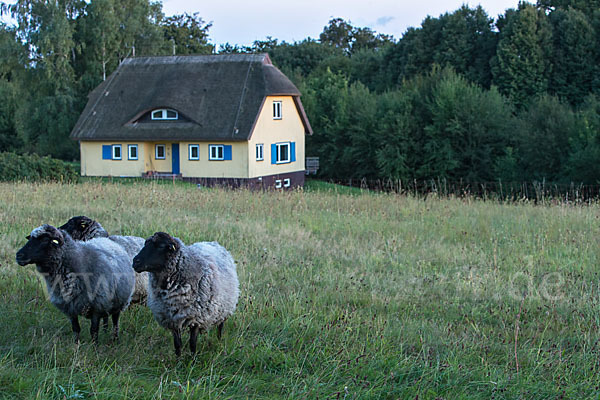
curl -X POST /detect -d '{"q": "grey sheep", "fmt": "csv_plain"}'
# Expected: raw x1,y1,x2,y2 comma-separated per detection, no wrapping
59,216,149,304
16,225,135,343
133,232,239,356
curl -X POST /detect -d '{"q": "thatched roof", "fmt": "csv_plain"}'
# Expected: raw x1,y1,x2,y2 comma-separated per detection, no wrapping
70,54,312,142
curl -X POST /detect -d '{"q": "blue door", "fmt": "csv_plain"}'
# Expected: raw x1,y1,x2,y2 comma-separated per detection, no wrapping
172,143,180,174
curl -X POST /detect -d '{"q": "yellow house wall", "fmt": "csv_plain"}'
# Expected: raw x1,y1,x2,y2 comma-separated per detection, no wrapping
144,142,172,173
179,142,248,178
80,141,174,176
80,142,146,177
248,96,306,178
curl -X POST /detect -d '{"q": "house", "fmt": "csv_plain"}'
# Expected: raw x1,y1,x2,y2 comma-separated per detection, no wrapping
70,54,312,188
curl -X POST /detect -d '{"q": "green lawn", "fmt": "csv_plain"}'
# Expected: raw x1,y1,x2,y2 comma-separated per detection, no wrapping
0,181,599,399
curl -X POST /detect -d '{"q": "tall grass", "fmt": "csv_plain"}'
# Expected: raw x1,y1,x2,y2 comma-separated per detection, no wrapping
0,181,599,399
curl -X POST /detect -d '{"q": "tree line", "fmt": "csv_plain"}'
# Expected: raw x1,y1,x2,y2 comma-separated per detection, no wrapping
1,0,599,183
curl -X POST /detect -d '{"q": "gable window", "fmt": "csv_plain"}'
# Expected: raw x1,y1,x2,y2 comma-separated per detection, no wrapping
112,144,122,160
256,144,264,161
155,144,166,159
151,109,178,120
273,101,282,119
128,144,138,160
189,144,199,160
209,144,224,160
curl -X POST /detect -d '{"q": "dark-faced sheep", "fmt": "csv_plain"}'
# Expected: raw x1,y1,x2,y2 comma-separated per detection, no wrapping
59,216,149,304
16,225,135,343
132,232,239,356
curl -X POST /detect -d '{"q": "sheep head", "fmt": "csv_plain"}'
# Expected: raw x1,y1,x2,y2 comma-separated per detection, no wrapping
133,232,180,273
59,215,105,241
16,225,65,267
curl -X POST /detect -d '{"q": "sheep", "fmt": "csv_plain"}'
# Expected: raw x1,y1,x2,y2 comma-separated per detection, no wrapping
15,224,135,344
132,232,239,356
58,215,108,240
59,216,149,304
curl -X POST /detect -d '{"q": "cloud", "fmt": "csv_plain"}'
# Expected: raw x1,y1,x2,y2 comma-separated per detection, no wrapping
375,16,395,26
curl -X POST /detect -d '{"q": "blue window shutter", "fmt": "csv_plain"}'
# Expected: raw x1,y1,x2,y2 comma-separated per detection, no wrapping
224,145,232,160
271,144,277,164
102,145,112,160
291,142,296,162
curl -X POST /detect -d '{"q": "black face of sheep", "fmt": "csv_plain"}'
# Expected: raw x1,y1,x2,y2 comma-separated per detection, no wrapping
16,225,64,268
132,232,180,273
59,216,105,241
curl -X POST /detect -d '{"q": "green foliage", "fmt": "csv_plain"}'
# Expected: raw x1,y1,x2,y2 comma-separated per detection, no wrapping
382,6,496,89
162,12,213,55
514,94,575,181
548,7,597,105
491,2,553,109
0,152,79,182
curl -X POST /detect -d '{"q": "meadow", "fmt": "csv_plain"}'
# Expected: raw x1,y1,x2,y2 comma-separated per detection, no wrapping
0,180,599,399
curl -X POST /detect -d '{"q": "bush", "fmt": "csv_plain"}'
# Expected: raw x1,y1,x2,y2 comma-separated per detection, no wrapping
0,152,79,182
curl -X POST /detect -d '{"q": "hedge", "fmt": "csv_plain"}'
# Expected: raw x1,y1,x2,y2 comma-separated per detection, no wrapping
0,152,79,183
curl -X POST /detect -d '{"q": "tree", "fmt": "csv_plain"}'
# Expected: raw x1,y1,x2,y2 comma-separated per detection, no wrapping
5,0,81,159
514,94,575,181
491,2,553,109
0,24,25,152
162,12,213,55
548,7,596,105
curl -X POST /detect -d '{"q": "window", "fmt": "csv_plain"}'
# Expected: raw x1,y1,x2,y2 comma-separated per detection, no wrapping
283,178,291,188
209,144,224,160
128,144,138,160
189,144,199,160
256,144,264,161
112,145,122,160
155,144,166,159
271,142,295,164
151,109,178,120
275,179,282,189
273,101,282,119
276,142,290,164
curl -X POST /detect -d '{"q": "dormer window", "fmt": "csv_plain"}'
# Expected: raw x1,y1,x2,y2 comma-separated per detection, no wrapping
151,109,178,120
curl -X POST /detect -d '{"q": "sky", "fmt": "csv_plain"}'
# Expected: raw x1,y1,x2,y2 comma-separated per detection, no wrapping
162,0,521,47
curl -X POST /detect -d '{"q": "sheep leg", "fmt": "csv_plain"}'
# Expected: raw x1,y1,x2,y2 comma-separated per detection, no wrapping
102,316,109,332
111,311,120,341
172,329,182,357
217,320,225,339
90,314,101,345
70,316,81,343
189,326,199,354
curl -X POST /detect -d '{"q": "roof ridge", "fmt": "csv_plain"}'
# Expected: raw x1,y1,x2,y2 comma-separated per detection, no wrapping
123,54,268,66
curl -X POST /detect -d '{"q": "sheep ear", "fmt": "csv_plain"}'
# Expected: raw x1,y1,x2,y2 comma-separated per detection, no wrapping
26,235,31,240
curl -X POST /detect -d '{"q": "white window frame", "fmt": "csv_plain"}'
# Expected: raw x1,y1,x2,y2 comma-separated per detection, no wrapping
283,178,291,188
151,109,178,120
189,144,200,161
273,101,282,120
127,144,138,160
112,144,122,160
209,144,224,161
275,142,291,164
275,179,282,189
155,144,166,160
256,143,264,161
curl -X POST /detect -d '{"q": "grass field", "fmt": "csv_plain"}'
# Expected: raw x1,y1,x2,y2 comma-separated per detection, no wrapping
0,180,599,399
